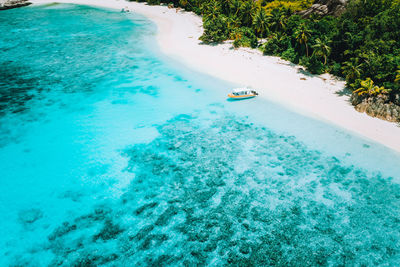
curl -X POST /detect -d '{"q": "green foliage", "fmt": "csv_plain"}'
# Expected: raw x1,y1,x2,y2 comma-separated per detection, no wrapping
341,57,363,84
252,8,269,38
262,0,313,13
267,8,288,32
330,62,342,76
232,27,258,48
200,15,230,43
294,22,311,57
281,46,297,62
262,33,290,56
353,78,390,96
395,67,400,83
299,55,325,74
239,0,256,27
146,0,161,5
132,0,400,101
312,37,331,65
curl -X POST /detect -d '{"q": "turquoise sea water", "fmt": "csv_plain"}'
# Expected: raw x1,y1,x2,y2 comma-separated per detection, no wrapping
0,4,400,266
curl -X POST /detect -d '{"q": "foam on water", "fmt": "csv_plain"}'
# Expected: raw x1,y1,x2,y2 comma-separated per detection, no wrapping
0,4,399,266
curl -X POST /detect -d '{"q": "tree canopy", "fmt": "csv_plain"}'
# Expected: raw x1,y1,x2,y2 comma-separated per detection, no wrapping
131,0,400,103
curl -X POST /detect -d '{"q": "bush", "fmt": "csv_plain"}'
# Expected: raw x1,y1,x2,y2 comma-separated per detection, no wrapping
200,15,230,43
353,78,390,96
281,47,297,63
231,27,258,48
262,35,289,56
146,0,160,5
329,62,342,77
300,56,326,74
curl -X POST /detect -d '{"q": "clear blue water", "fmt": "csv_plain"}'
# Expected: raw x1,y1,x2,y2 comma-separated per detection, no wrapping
1,4,400,266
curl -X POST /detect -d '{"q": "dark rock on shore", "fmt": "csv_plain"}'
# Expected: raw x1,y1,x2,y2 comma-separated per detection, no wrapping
350,94,400,123
0,0,31,10
298,0,348,17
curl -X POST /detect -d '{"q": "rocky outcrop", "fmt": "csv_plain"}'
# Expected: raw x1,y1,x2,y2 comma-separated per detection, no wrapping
0,0,31,10
298,0,348,17
350,94,400,123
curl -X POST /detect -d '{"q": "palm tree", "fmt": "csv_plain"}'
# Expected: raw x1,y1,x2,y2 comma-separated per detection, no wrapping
312,38,332,65
341,58,363,83
253,8,269,39
294,23,312,57
240,0,256,27
268,9,287,33
353,78,389,96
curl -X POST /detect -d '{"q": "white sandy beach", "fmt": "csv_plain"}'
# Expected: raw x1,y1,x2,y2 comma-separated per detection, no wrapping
30,0,400,153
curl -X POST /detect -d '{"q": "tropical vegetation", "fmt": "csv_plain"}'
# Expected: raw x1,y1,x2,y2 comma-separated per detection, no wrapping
131,0,400,105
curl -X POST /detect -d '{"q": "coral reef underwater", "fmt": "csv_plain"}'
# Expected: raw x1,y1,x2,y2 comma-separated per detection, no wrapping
15,110,399,266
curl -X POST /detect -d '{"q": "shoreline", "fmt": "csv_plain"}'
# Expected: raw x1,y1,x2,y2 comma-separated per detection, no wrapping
30,0,400,153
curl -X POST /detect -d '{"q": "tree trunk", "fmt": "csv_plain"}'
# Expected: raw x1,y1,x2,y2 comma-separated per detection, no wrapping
305,43,309,57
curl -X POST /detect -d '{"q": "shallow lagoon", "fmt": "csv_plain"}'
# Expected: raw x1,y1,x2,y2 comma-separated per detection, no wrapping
0,4,399,266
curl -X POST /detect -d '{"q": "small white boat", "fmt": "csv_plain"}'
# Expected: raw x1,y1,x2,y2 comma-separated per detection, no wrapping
228,88,258,99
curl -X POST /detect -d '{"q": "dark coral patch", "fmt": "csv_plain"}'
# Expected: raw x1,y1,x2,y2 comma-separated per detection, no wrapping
22,111,400,266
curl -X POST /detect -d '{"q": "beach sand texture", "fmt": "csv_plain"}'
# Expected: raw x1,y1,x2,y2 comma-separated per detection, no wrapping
29,0,400,153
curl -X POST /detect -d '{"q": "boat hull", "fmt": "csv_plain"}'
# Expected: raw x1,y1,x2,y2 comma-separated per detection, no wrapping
227,93,257,100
